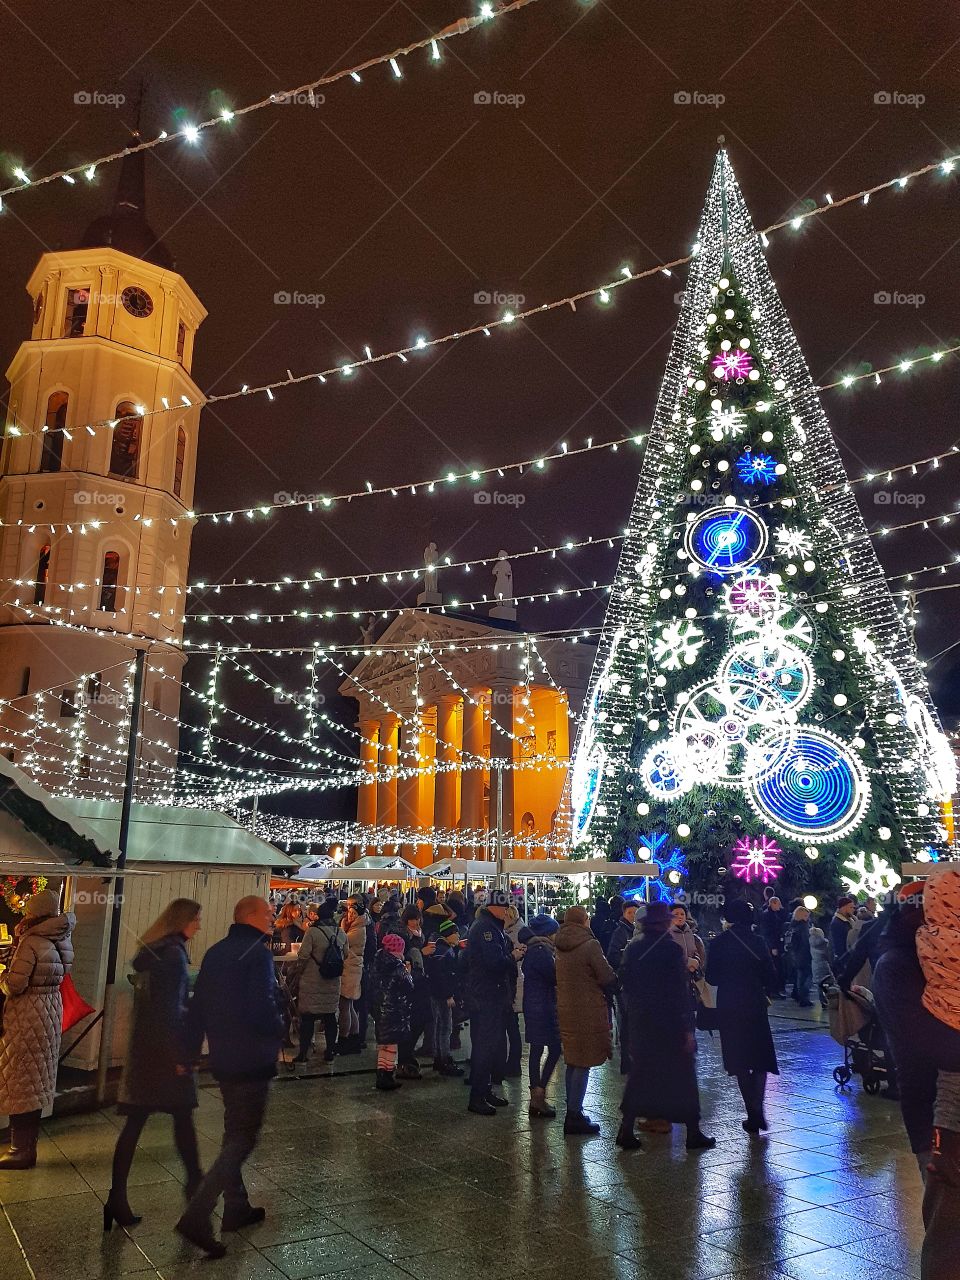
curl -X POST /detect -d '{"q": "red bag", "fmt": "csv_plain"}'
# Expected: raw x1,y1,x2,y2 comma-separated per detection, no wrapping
61,974,94,1031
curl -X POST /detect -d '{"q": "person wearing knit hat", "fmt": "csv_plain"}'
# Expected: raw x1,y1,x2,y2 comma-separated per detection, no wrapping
522,913,562,1118
706,896,779,1138
617,902,715,1152
425,919,464,1078
0,887,74,1169
371,933,413,1092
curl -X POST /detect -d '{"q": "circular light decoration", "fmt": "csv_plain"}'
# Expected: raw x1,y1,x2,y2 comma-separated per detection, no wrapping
730,835,783,883
725,572,781,618
572,743,607,842
802,894,818,910
711,348,754,381
720,642,814,712
640,740,695,801
685,507,768,575
747,729,869,841
736,452,778,486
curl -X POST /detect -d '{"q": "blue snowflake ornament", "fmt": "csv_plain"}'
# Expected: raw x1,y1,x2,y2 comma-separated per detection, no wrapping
736,451,778,486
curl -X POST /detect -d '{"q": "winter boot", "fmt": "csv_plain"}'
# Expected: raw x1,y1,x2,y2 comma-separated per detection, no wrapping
685,1126,717,1151
615,1120,642,1151
0,1111,40,1169
563,1113,601,1136
927,1126,960,1186
528,1086,556,1118
468,1091,497,1116
484,1087,509,1108
375,1069,402,1092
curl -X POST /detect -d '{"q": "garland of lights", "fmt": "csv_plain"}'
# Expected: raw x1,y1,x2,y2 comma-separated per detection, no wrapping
0,0,536,201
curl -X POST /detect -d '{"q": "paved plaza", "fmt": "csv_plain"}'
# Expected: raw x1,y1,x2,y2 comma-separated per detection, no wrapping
0,1006,923,1280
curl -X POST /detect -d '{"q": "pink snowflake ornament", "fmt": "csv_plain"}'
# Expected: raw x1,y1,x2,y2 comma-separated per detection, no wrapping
730,835,783,883
711,349,754,381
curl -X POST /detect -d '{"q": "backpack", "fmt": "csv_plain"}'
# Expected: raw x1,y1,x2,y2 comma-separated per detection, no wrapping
314,926,345,980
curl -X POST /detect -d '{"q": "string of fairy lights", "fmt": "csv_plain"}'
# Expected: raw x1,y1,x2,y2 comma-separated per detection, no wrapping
0,0,538,203
3,152,959,503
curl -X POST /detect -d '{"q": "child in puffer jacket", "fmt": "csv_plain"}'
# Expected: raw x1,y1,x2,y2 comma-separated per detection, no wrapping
424,919,464,1077
371,933,413,1092
916,865,960,1195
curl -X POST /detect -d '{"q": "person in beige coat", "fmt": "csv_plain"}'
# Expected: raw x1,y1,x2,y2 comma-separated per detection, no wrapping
0,890,74,1168
338,898,370,1054
555,906,617,1136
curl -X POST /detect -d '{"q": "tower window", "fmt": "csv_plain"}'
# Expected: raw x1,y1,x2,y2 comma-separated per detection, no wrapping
63,287,90,338
110,402,141,479
173,426,186,497
19,667,30,698
79,755,90,778
86,673,102,703
99,551,122,612
40,392,68,473
176,321,186,362
34,544,51,606
59,688,77,718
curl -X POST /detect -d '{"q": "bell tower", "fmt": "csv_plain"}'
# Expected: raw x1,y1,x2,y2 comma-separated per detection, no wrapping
0,146,207,795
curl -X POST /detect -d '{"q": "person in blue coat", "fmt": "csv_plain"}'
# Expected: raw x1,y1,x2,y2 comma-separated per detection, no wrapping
706,899,779,1135
177,897,283,1259
521,915,561,1118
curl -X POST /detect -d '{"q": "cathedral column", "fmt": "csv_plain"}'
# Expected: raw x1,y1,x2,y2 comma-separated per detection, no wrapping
433,694,460,857
397,718,423,864
376,714,399,852
459,692,485,843
356,718,379,858
488,681,516,860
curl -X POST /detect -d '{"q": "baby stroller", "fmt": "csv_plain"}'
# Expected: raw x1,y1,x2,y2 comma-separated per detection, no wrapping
823,978,888,1095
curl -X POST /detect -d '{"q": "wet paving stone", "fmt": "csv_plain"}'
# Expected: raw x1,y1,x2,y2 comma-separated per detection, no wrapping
0,1008,926,1280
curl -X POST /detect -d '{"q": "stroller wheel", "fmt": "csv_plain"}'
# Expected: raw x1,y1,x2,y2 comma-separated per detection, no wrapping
864,1078,882,1096
833,1066,852,1086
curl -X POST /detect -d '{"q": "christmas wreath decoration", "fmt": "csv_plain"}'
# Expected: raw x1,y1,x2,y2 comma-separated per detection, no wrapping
1,875,48,914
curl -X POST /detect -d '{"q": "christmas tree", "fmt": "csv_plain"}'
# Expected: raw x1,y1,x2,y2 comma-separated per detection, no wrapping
570,150,955,902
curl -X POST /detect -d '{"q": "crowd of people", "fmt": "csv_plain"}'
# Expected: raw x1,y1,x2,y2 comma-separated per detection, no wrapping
0,872,957,1276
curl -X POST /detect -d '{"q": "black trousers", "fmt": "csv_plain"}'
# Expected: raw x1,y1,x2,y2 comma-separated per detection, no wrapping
299,1011,338,1056
357,970,372,1045
399,1002,431,1067
469,1003,508,1094
180,1079,270,1228
506,1011,522,1074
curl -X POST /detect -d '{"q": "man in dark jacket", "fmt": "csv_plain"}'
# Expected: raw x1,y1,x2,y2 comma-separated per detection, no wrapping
177,897,282,1257
829,895,856,960
758,897,787,996
464,888,519,1116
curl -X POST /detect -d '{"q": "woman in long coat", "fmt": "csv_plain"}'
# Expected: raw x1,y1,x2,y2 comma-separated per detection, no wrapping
555,906,617,1135
107,899,204,1229
293,900,347,1063
705,898,779,1134
0,890,74,1169
618,901,715,1151
338,896,370,1053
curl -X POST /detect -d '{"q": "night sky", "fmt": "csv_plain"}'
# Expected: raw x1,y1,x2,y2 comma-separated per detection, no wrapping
2,0,959,820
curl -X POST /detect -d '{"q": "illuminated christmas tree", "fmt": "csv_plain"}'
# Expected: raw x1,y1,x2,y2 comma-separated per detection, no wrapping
570,150,955,898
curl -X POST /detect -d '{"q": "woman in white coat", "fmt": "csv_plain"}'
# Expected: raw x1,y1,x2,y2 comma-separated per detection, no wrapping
338,896,370,1054
0,890,74,1168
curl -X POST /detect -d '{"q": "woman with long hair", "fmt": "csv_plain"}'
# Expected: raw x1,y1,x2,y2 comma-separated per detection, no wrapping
105,899,204,1230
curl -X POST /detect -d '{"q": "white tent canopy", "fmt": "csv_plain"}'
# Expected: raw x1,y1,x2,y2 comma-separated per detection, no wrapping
420,858,498,880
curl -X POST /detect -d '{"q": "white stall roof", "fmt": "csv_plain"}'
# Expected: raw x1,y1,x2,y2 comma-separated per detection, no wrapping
421,859,497,879
55,798,296,870
345,855,420,880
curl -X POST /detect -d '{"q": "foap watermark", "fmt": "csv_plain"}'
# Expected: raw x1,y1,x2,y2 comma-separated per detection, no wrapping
73,889,124,906
874,490,926,507
474,490,525,507
74,90,126,107
674,90,725,108
473,89,525,108
74,491,124,506
274,490,323,507
874,290,925,308
274,290,325,307
474,290,526,307
874,90,925,108
271,90,324,107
